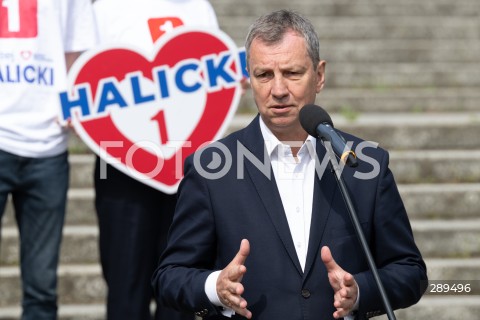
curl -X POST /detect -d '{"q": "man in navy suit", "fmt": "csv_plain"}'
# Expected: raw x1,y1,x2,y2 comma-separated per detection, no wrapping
152,9,427,319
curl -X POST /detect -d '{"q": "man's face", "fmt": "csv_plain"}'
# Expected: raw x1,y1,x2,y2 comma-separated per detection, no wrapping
248,30,325,140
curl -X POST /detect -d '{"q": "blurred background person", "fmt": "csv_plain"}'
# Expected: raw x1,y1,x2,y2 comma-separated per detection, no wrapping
92,0,219,319
0,0,97,319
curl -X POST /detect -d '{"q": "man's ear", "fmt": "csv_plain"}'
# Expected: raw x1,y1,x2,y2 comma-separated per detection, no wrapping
315,60,326,93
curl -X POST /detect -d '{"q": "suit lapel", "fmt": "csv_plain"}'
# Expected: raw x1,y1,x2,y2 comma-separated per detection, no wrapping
241,116,303,275
303,139,338,278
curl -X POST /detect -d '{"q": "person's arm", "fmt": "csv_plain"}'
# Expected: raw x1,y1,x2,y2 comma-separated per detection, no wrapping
65,52,82,72
63,0,98,57
353,151,428,317
151,155,222,317
61,0,97,127
60,51,83,128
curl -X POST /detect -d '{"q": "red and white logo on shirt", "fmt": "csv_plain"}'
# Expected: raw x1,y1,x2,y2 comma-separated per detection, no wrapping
0,0,37,38
148,17,184,43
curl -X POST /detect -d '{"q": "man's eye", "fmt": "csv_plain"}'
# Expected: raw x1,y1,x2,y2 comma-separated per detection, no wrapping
255,72,272,80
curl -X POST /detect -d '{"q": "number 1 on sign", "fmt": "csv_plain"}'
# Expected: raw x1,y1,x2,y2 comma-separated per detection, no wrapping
151,110,169,145
2,0,20,32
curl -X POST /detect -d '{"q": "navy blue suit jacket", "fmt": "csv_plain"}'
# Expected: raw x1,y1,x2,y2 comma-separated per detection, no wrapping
152,115,427,319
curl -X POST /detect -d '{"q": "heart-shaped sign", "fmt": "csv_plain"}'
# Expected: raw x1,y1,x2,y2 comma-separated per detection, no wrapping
60,28,246,193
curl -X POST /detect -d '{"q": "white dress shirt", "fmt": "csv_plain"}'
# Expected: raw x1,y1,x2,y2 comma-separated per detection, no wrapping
260,117,316,271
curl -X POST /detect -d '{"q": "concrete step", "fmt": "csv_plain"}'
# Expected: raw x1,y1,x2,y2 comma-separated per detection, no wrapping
63,150,480,187
399,184,480,220
3,189,96,226
325,62,480,88
312,18,480,41
3,182,479,229
389,150,480,184
67,112,480,154
238,87,480,127
3,181,479,230
228,113,480,151
412,220,480,259
336,111,480,151
0,264,105,308
238,79,480,114
2,220,480,266
426,258,480,281
1,297,479,320
320,40,480,63
376,296,480,320
212,0,480,18
0,304,105,320
271,88,480,114
69,155,95,190
0,258,478,315
0,226,99,266
219,16,479,44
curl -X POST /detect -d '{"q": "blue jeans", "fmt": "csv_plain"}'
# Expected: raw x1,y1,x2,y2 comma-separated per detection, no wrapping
0,149,69,320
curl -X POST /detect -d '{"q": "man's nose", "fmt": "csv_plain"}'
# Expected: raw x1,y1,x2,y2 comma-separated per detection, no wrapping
271,76,288,99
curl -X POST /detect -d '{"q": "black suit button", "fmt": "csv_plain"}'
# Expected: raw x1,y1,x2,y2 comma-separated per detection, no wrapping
301,289,311,298
195,308,209,317
366,310,382,318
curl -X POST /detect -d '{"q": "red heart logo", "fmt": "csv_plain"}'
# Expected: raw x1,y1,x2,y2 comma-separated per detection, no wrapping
20,50,32,60
65,28,243,193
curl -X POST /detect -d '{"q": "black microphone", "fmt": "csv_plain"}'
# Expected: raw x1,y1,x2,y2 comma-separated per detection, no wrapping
299,104,358,167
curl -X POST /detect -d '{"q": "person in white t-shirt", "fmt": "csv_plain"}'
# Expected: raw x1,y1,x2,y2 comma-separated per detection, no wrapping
92,1,219,319
0,0,97,319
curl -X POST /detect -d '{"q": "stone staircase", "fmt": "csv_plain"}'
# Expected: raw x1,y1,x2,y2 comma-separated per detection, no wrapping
1,0,479,319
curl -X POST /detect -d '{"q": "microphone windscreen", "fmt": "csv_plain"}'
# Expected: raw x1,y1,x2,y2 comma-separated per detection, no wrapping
299,104,333,137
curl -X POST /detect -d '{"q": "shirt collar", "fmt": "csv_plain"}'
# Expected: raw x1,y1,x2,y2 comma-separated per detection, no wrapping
258,116,316,159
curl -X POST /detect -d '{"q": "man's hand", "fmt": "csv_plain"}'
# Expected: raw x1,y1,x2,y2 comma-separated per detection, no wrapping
217,239,252,319
321,246,359,319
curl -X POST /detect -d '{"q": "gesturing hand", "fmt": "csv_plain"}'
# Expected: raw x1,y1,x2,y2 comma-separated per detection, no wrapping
321,246,359,319
217,239,252,319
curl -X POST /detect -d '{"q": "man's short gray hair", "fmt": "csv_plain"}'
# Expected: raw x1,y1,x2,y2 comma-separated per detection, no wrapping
245,9,320,71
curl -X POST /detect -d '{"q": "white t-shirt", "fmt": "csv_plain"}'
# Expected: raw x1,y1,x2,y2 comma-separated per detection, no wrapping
93,0,219,50
0,0,98,157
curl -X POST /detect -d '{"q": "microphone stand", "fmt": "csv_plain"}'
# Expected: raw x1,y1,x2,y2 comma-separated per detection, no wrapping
326,147,397,320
